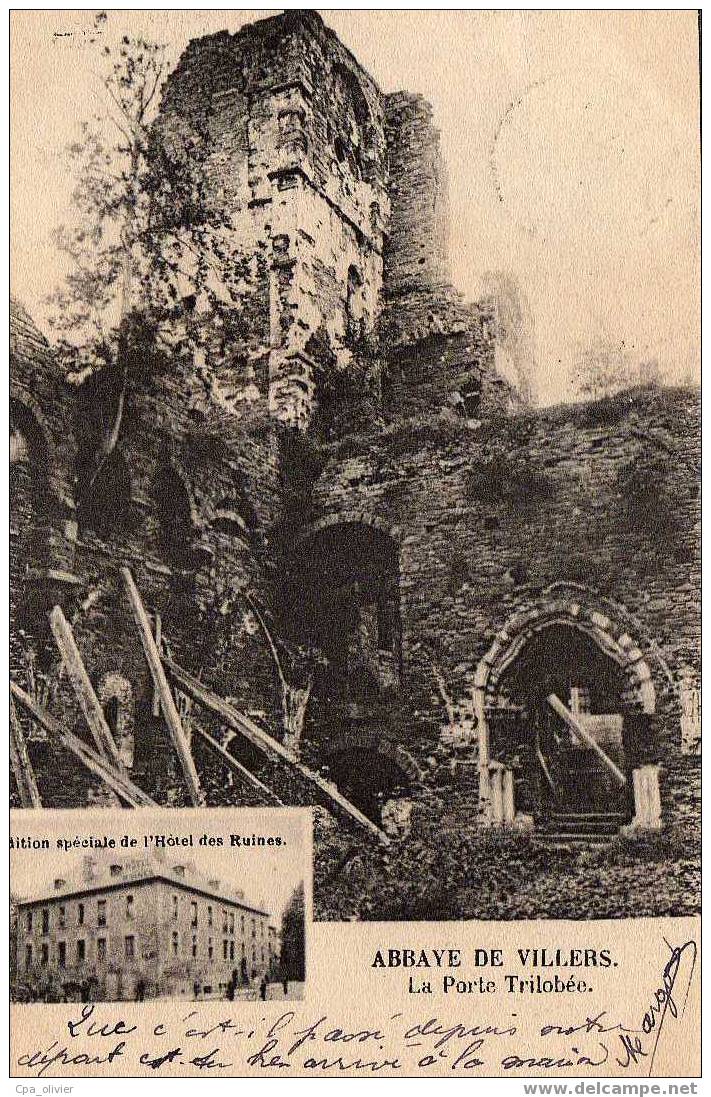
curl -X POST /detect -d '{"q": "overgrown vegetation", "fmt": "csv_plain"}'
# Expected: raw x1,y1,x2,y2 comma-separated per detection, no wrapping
314,812,700,922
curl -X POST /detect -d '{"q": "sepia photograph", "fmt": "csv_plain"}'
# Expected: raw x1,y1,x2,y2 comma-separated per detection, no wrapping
10,808,307,1003
9,9,699,932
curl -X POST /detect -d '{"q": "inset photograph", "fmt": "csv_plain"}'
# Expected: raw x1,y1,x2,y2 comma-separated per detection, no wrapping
10,807,307,1003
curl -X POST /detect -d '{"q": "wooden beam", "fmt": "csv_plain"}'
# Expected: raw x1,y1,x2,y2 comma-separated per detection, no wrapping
10,682,156,808
163,655,390,844
546,693,627,787
10,696,42,808
50,605,124,767
193,725,284,806
121,568,204,806
152,612,162,717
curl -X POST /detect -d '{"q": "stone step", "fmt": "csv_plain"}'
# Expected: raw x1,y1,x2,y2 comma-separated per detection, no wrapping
541,821,623,835
535,832,617,845
549,811,627,821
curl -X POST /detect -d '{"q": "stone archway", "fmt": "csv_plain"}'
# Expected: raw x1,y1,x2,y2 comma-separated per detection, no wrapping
472,588,662,834
322,733,422,835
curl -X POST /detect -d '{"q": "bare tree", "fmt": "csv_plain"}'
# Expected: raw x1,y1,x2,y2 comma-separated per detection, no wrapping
224,588,327,754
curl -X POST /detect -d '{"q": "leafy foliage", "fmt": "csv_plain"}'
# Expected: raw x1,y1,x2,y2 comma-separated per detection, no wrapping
279,881,305,981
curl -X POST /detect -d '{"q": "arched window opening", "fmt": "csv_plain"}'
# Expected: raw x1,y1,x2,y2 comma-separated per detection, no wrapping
154,465,195,566
78,449,133,536
289,522,401,710
460,378,482,418
323,747,411,827
10,400,56,673
211,492,258,540
98,674,135,769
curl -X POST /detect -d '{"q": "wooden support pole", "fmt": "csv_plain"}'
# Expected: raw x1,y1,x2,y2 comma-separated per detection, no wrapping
10,696,42,808
10,682,156,808
546,693,627,786
193,725,284,806
163,655,390,843
121,568,204,806
50,605,124,767
152,612,162,717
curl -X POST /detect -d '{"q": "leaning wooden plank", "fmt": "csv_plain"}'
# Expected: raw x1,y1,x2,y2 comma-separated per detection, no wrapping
50,605,124,768
546,693,627,786
10,696,42,808
164,656,389,843
120,568,204,806
194,725,284,806
10,682,156,808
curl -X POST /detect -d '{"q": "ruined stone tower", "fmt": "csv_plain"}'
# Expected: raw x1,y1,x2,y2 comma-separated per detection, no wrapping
155,10,509,434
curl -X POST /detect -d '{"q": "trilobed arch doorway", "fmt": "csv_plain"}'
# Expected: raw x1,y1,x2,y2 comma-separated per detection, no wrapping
491,625,636,838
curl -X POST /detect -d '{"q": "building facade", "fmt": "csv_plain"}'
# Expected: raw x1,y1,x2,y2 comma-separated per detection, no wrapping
9,11,700,920
15,857,271,1000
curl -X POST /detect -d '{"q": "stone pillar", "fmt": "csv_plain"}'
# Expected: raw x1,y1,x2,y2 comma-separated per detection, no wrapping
473,686,491,823
628,764,662,830
487,762,516,827
503,767,515,825
489,763,504,825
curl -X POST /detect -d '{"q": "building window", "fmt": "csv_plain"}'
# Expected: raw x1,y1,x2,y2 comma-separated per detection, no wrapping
260,921,264,937
229,941,235,961
25,944,32,968
241,942,245,959
240,915,245,935
223,940,228,961
97,899,107,927
41,943,49,966
345,264,365,341
460,378,482,419
261,948,265,964
77,940,86,963
58,905,66,928
125,935,135,961
172,895,178,920
126,894,134,920
58,942,66,968
251,918,256,938
41,908,49,935
97,938,106,963
208,938,213,960
110,863,123,877
207,905,213,927
192,935,198,959
78,903,85,926
229,912,235,936
172,932,179,957
191,901,198,927
26,911,32,934
252,946,256,964
222,909,228,933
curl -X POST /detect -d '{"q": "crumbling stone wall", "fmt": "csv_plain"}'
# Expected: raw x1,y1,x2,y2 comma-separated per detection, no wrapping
300,387,700,834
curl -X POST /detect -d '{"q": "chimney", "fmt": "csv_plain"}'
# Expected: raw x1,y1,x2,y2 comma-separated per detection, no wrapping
173,865,186,878
208,878,220,889
54,878,66,890
83,856,98,881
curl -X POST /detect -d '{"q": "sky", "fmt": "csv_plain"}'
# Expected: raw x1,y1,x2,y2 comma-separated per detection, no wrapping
10,8,700,405
10,807,308,924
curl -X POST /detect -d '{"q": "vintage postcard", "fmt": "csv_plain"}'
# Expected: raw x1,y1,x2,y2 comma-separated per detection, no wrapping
9,8,700,1079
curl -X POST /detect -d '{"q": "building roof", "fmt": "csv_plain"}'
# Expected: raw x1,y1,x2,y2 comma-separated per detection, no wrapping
17,856,269,918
